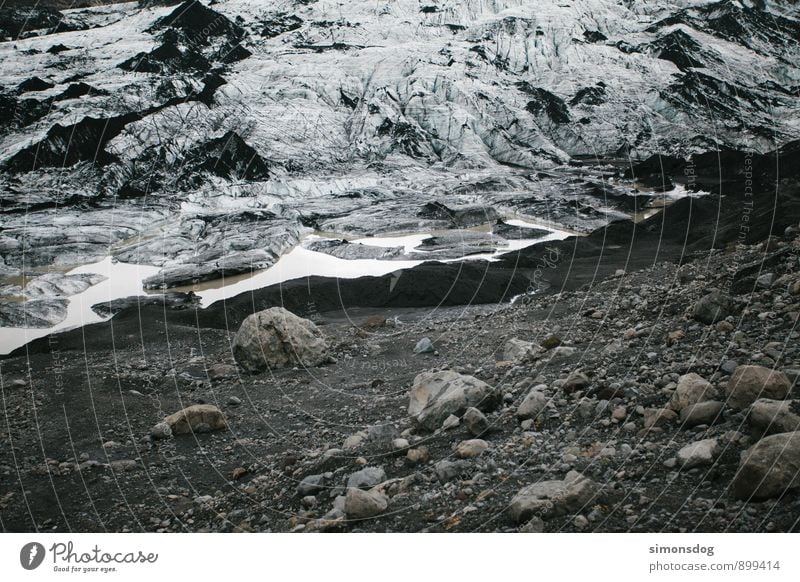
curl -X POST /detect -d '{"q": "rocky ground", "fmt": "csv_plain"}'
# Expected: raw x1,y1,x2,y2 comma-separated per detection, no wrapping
1,215,798,532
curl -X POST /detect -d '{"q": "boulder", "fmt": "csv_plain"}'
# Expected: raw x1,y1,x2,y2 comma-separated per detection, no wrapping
643,407,677,429
297,474,328,496
548,346,577,360
508,471,598,523
150,422,172,439
677,438,719,469
516,386,548,420
748,399,800,435
679,401,724,428
503,338,538,362
346,467,387,490
669,373,719,411
562,371,590,394
732,432,800,500
462,407,489,436
692,290,733,324
344,487,388,519
232,307,329,373
455,439,489,459
408,370,500,431
434,459,470,483
725,365,791,410
413,337,435,354
162,404,226,435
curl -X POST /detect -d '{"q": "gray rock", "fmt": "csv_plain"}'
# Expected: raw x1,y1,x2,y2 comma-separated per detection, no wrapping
344,487,388,519
670,373,719,411
434,460,470,483
413,337,435,354
150,422,173,439
442,414,460,430
726,365,791,410
346,466,387,490
366,423,400,445
462,407,489,436
677,438,719,469
732,432,800,500
392,438,410,450
232,307,329,373
756,273,775,288
679,401,724,427
508,471,598,523
297,474,328,496
519,516,545,532
517,387,548,420
208,364,238,381
343,432,366,450
693,290,733,324
503,338,537,362
408,370,500,431
748,399,800,435
549,346,577,360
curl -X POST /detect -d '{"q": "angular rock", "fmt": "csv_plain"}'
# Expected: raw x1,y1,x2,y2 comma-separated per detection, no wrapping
442,414,460,430
346,467,387,490
679,401,724,428
344,487,388,519
413,337,435,354
232,307,329,373
343,432,366,450
366,423,400,446
162,404,226,435
748,399,800,435
643,407,677,429
462,407,489,436
408,370,500,431
677,438,719,469
297,474,328,496
207,363,238,381
669,373,719,411
726,365,791,410
150,422,172,439
692,290,733,324
732,432,800,500
562,371,590,394
434,459,470,483
516,387,548,420
508,471,598,523
548,346,577,360
503,338,538,362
